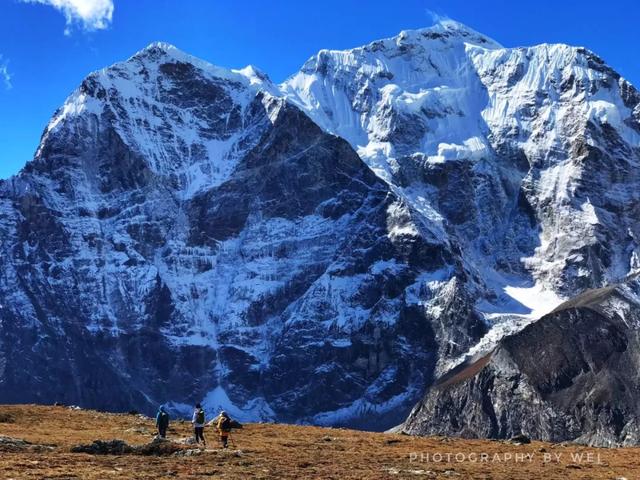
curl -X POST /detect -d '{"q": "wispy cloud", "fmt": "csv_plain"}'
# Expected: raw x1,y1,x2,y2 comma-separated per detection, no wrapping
21,0,114,35
0,55,12,90
426,9,452,25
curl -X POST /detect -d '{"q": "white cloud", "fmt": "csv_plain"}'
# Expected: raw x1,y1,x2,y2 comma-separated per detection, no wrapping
21,0,114,34
426,9,452,25
0,55,12,90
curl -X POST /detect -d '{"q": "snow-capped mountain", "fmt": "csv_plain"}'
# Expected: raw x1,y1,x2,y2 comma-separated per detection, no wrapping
282,19,640,370
0,41,483,429
1,21,639,438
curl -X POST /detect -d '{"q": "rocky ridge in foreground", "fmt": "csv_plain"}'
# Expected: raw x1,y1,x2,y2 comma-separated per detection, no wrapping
402,274,640,446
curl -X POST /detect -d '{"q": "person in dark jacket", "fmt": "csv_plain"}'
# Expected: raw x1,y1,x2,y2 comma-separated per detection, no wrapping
155,405,170,438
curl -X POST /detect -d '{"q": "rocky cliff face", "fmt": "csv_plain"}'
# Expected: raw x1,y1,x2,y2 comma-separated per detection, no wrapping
0,42,483,429
402,274,640,446
282,20,640,352
1,21,640,436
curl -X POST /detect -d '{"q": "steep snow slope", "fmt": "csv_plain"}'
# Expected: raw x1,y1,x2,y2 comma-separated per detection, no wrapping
282,19,640,366
38,42,280,199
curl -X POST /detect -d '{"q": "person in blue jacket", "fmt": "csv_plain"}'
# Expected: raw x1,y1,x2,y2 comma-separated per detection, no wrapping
156,405,170,438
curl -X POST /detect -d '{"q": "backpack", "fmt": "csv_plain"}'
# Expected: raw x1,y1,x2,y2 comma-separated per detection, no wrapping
220,416,231,431
159,412,169,427
196,409,205,424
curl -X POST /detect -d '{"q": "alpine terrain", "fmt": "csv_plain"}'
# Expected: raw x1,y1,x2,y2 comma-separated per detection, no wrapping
1,20,639,442
2,404,638,479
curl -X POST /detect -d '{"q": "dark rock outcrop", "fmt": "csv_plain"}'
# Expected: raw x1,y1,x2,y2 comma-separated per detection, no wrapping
71,438,182,456
402,275,640,446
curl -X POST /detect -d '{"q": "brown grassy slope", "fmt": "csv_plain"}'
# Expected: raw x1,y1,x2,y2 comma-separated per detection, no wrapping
0,404,639,479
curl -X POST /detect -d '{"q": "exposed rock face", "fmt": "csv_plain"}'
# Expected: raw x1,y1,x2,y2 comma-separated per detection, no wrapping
401,275,640,446
0,43,482,429
282,19,640,326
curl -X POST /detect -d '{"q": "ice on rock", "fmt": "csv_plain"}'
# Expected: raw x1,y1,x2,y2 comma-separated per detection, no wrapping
283,18,640,367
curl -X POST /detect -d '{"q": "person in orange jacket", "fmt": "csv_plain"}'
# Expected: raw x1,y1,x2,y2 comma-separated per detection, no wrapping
215,410,232,448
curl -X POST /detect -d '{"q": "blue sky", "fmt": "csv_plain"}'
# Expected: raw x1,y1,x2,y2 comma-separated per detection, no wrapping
1,0,639,179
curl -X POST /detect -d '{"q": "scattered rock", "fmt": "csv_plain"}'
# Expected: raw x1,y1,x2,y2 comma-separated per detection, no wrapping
71,437,182,456
71,439,134,455
407,470,436,477
322,435,333,442
0,436,32,452
443,469,460,476
0,436,54,453
538,447,546,453
385,438,402,445
175,436,198,445
509,434,531,445
136,437,183,456
565,464,582,469
173,448,203,457
125,427,151,435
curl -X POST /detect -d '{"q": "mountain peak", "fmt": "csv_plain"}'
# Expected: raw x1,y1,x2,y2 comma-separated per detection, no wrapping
395,19,502,49
128,41,226,73
136,41,181,55
124,42,277,93
127,41,192,64
232,64,272,86
291,21,502,83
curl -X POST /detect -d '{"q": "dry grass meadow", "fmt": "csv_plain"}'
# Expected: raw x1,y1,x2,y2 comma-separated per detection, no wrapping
0,404,638,479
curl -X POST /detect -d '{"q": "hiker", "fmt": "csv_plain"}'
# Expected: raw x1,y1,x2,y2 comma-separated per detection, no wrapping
215,410,232,448
192,403,206,445
155,405,169,438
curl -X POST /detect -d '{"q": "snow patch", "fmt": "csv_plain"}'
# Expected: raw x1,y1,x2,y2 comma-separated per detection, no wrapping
503,283,564,320
202,386,275,423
